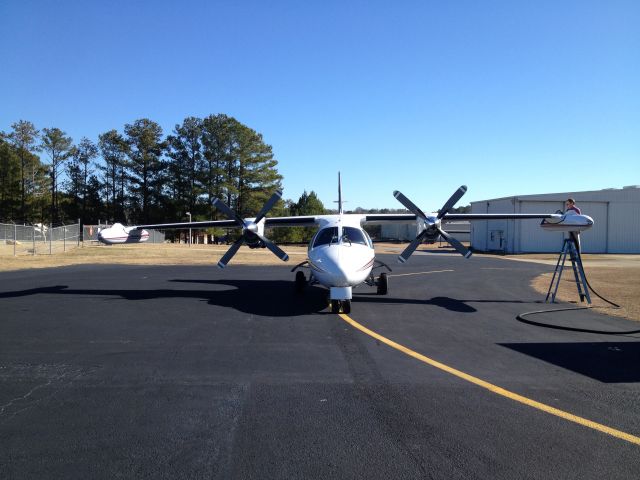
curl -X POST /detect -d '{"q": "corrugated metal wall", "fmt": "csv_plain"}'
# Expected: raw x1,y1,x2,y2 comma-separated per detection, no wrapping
470,202,488,251
608,203,640,253
577,202,608,253
518,201,564,252
471,199,513,252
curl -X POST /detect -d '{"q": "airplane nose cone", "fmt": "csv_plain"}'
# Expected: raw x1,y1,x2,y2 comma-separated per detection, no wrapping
321,246,350,286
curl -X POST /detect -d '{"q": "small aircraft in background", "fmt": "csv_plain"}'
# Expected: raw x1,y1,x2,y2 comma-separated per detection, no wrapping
97,174,594,313
98,223,150,244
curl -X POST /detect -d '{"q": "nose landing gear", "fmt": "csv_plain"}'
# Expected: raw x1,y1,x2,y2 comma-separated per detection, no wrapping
330,299,351,314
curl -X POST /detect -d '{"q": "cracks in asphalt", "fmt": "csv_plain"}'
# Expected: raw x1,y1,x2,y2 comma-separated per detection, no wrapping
329,316,433,478
0,364,88,422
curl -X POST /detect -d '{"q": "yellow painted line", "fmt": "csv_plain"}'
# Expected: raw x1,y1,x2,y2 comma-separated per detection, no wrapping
389,269,454,278
339,313,640,446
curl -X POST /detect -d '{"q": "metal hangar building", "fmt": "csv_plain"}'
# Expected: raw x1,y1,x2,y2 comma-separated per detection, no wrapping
470,186,640,254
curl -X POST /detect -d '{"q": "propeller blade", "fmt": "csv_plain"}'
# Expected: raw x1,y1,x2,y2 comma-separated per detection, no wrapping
438,228,472,258
217,237,244,268
213,198,247,227
254,189,283,224
437,185,467,220
393,191,428,220
256,233,289,262
398,230,428,264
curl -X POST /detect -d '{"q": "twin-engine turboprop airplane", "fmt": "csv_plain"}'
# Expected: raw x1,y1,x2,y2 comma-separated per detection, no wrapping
99,175,594,313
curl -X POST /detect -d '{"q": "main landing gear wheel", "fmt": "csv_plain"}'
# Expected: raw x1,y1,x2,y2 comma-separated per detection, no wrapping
295,271,306,294
330,299,351,314
377,272,388,295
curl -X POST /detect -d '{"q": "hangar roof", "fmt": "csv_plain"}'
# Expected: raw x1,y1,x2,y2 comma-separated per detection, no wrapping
471,186,640,204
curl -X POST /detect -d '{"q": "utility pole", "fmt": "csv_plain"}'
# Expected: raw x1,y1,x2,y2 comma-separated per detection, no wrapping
186,212,192,246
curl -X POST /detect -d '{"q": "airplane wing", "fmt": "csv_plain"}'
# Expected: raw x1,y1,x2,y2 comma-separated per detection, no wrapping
442,213,561,220
135,216,319,230
362,214,417,224
362,213,561,224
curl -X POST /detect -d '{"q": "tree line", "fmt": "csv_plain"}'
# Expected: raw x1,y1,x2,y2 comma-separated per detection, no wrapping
0,115,323,232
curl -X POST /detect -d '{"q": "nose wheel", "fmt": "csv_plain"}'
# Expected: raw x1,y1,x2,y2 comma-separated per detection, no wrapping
330,299,351,314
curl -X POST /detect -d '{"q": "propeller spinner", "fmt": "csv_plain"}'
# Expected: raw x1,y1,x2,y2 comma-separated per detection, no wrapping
393,185,471,263
213,190,289,268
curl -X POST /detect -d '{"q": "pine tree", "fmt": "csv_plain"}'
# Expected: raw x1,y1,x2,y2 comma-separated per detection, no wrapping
233,120,282,218
123,119,166,223
8,120,40,222
65,137,98,221
98,130,129,222
166,117,203,220
0,135,21,220
40,127,74,224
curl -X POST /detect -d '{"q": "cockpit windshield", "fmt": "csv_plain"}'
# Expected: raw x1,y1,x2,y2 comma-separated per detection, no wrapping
312,226,372,249
313,227,339,248
341,227,370,246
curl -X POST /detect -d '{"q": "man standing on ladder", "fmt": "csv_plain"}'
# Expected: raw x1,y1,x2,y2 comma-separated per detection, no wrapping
565,198,581,215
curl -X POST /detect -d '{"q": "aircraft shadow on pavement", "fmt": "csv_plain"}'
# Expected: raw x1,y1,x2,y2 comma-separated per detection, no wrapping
0,281,329,317
171,279,330,316
500,342,640,383
0,283,540,316
353,294,541,313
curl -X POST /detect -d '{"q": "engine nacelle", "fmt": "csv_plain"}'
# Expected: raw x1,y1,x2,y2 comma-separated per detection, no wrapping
97,223,150,244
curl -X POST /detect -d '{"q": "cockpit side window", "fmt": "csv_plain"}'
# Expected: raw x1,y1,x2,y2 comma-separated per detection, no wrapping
341,227,369,246
313,227,339,248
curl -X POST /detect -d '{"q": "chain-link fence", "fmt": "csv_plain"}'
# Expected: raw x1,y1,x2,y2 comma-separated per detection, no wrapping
0,222,81,256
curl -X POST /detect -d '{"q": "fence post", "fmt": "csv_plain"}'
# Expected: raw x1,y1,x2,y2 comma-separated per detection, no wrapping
14,223,17,256
78,219,81,247
33,225,36,255
49,223,52,255
63,225,66,252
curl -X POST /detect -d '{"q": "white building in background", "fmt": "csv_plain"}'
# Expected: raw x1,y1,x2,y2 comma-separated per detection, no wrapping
470,186,640,253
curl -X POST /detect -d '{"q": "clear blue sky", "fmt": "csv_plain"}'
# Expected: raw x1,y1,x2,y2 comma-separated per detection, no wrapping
1,0,638,210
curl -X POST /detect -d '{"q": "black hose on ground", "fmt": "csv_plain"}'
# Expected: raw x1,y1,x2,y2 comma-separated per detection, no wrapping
516,257,637,335
583,274,621,308
516,307,640,336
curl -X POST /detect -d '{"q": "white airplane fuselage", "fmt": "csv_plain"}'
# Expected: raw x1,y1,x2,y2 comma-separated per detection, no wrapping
305,214,376,300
